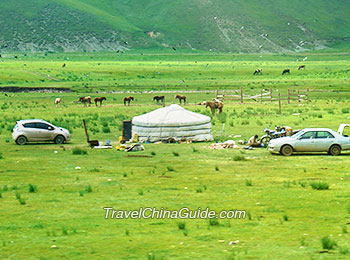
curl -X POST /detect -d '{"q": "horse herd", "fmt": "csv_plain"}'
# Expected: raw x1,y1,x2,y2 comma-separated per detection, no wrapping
54,94,188,107
253,65,305,76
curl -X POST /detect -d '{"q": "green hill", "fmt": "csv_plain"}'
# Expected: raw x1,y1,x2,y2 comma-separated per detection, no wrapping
0,0,349,53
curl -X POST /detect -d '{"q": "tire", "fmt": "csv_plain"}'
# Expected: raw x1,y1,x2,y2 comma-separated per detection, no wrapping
16,136,27,145
261,136,271,146
280,145,293,156
54,135,65,144
329,145,341,156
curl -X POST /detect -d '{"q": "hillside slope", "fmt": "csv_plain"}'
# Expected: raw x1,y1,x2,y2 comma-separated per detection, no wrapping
0,0,349,53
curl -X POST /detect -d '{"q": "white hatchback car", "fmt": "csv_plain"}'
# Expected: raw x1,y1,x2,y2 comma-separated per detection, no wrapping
12,119,71,145
269,128,350,156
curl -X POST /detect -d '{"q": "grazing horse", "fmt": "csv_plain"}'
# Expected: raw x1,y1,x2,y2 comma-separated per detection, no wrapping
175,94,186,104
298,65,305,70
123,96,134,106
282,69,290,75
253,69,263,75
79,96,92,107
203,101,224,115
94,97,106,107
54,98,62,106
153,96,165,104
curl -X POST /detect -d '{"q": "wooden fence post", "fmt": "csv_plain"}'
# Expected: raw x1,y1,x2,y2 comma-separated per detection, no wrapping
278,93,282,114
240,87,243,104
288,88,290,104
270,88,272,102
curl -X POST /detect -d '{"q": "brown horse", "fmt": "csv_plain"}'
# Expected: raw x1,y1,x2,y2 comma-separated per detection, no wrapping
203,101,224,115
298,65,305,70
79,96,92,107
123,96,134,106
153,96,165,104
175,94,186,104
94,97,106,107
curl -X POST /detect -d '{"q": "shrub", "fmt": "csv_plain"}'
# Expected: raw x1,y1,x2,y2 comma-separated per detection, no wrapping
177,221,186,230
28,184,37,193
283,215,289,221
72,148,87,155
233,154,246,161
167,166,175,171
172,152,179,157
311,181,329,190
18,198,26,205
245,179,252,186
151,151,156,156
0,152,3,159
102,126,111,133
209,218,220,226
321,236,337,250
215,165,219,171
85,185,92,193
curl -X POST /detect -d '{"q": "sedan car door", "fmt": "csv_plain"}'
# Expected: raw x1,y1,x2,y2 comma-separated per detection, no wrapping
313,131,336,152
22,123,39,141
293,131,317,152
34,122,55,140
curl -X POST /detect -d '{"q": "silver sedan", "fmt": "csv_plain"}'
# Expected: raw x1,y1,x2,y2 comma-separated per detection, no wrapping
268,128,350,156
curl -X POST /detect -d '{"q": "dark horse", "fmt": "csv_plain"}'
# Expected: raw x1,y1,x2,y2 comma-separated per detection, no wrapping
153,96,165,104
123,96,134,106
282,69,290,75
253,69,263,75
94,97,106,107
175,94,186,104
79,96,92,106
298,65,305,70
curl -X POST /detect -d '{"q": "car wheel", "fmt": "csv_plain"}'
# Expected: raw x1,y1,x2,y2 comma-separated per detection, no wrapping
54,135,65,144
280,145,293,156
16,136,27,145
329,145,341,156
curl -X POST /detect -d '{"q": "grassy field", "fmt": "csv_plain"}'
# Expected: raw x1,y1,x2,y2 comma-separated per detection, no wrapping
1,53,350,259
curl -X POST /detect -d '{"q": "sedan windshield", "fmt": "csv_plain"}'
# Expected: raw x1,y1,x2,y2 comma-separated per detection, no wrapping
291,130,305,138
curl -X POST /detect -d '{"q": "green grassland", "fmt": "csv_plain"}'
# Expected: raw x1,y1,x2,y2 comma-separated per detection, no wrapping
1,53,350,259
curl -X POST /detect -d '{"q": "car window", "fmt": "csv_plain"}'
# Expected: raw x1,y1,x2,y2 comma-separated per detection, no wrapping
316,131,335,139
35,123,51,129
23,123,36,128
299,131,316,139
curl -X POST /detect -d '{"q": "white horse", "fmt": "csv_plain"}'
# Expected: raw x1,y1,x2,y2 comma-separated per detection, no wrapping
55,98,62,106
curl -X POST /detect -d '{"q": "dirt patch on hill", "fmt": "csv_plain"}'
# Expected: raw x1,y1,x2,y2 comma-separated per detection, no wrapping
0,86,72,93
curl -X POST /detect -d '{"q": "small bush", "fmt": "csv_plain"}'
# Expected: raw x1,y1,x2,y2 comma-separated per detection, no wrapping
72,148,87,155
167,166,175,171
28,184,37,193
172,152,179,157
311,181,329,190
150,151,156,156
209,218,220,226
321,236,337,250
15,192,21,200
283,215,289,221
192,147,198,152
177,221,186,230
245,179,252,186
0,152,3,159
196,187,202,193
233,154,246,161
18,198,26,205
2,185,8,191
215,165,219,171
102,126,111,133
138,190,144,196
62,226,68,235
85,185,92,193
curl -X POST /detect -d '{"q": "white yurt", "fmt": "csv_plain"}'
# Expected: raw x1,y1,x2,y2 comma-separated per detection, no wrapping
132,104,213,142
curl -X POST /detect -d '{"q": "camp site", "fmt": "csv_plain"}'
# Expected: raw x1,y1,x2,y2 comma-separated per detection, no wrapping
1,1,350,259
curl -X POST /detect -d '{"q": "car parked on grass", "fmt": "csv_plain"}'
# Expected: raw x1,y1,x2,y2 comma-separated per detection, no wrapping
12,119,70,145
268,127,350,156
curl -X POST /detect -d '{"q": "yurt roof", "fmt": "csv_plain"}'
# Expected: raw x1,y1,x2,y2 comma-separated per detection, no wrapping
132,104,210,127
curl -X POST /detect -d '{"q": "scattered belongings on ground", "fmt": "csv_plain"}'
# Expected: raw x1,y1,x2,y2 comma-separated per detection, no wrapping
209,140,238,149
